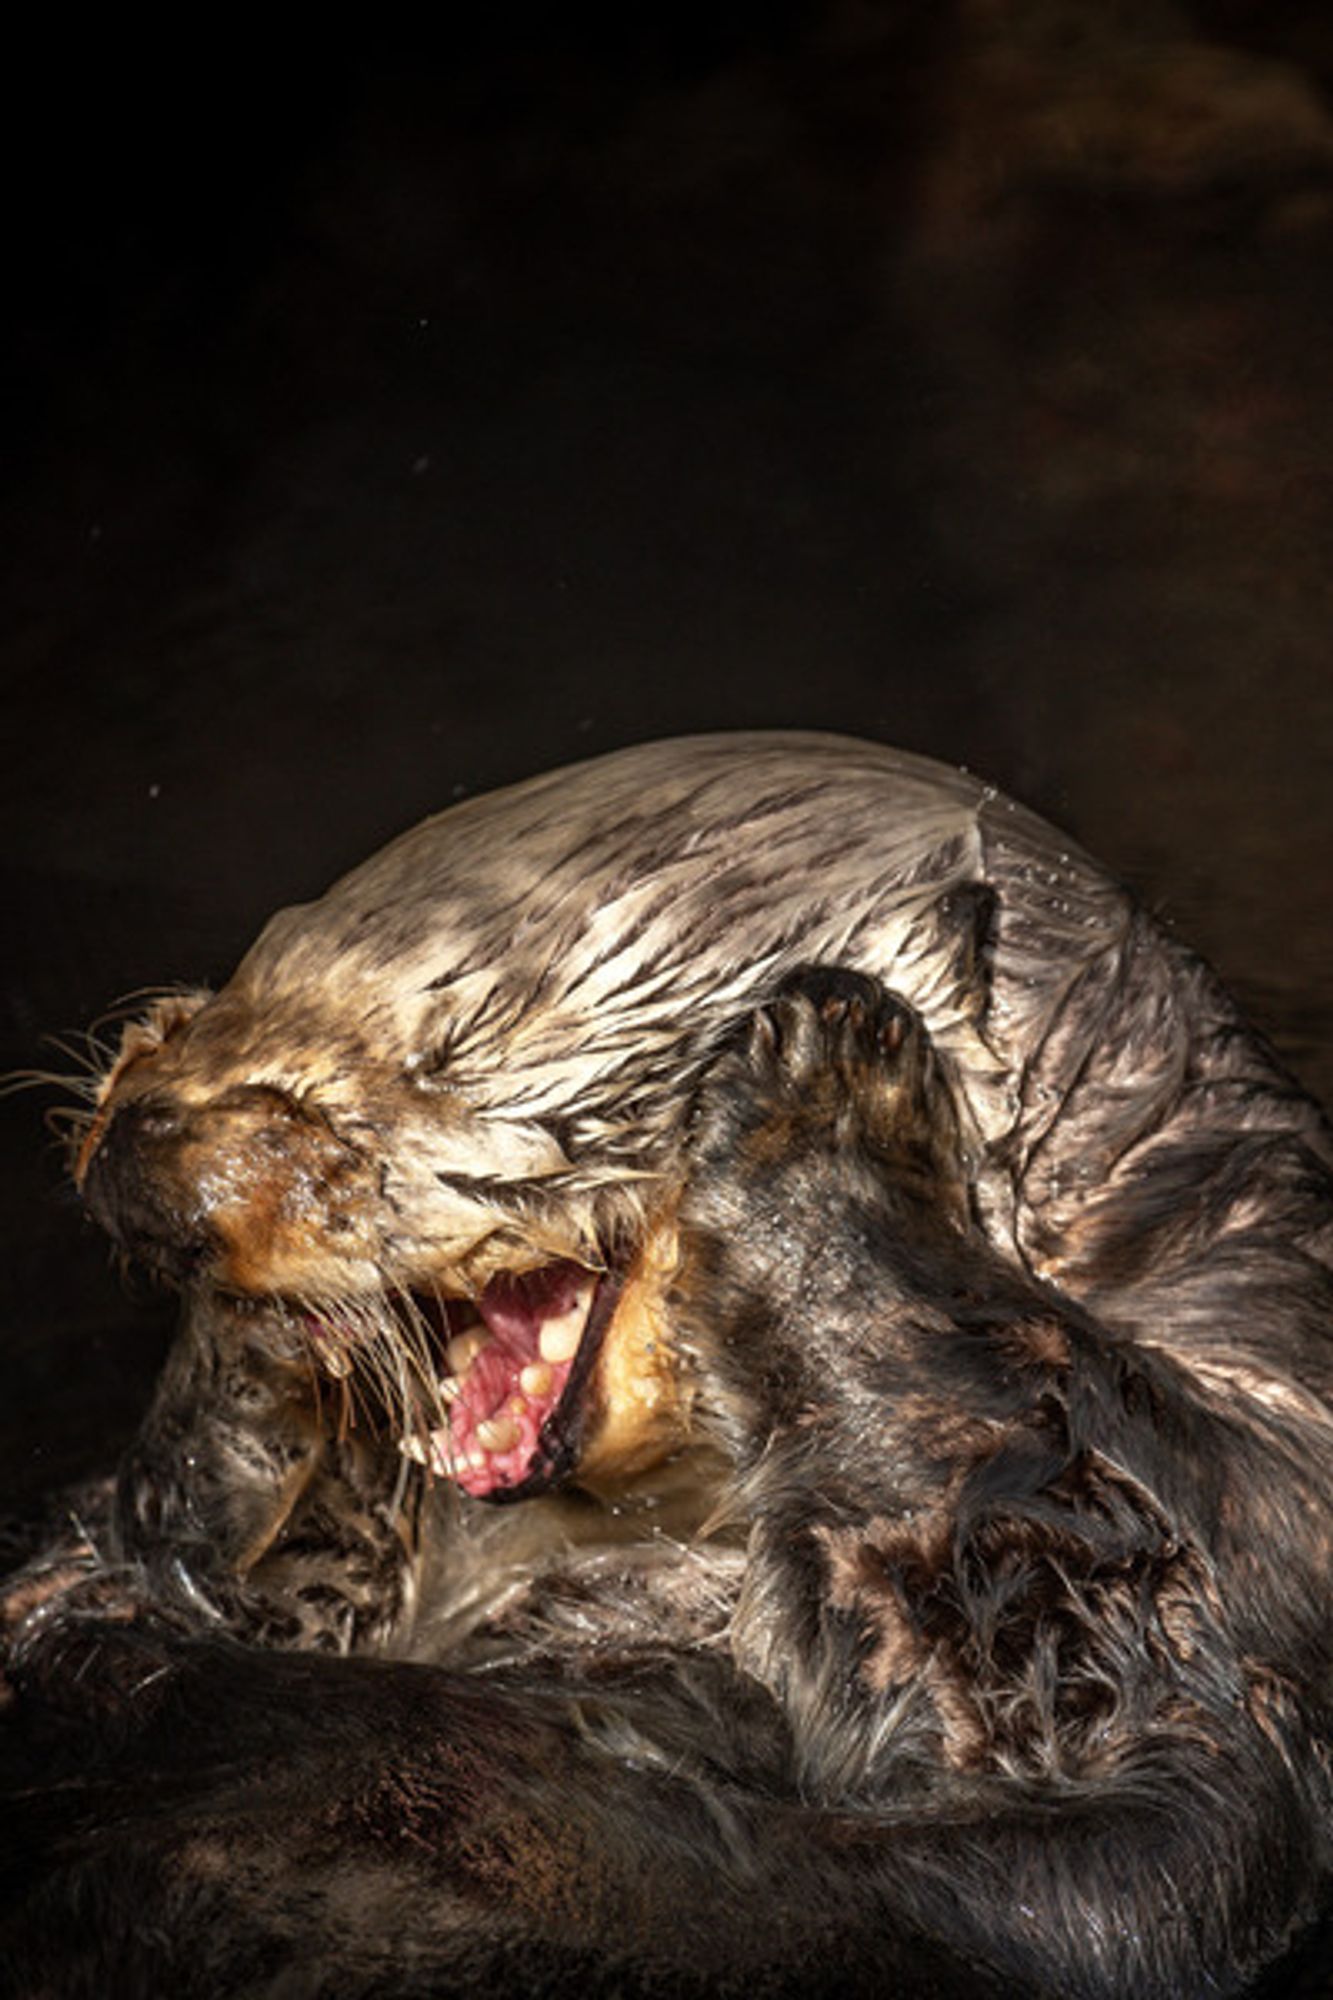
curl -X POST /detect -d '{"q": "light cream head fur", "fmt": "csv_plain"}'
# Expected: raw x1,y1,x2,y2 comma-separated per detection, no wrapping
80,732,1128,1301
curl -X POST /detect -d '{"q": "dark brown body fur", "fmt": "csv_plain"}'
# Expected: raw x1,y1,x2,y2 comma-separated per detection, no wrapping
3,963,1330,1998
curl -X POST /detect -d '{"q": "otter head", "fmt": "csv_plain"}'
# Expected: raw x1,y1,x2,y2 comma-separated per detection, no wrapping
75,734,1004,1501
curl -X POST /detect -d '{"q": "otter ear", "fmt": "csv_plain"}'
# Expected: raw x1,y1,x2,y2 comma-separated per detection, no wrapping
927,882,997,1032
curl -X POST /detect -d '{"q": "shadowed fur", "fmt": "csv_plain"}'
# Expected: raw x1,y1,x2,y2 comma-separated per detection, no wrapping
2,735,1330,1998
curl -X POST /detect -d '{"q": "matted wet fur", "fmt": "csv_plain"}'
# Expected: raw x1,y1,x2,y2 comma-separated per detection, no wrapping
1,734,1330,1999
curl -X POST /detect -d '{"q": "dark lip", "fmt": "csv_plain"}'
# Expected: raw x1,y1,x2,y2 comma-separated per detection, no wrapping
481,1266,626,1505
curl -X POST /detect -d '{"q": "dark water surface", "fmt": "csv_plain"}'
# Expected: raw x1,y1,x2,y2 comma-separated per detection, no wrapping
2,8,1331,1988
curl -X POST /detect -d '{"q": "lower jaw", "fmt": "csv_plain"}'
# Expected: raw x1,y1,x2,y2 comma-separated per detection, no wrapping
446,1266,628,1502
371,1229,692,1503
436,1232,696,1504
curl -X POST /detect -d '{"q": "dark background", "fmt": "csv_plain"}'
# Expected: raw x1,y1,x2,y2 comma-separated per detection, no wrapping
5,0,1333,1488
2,5,1332,1987
6,0,1333,1487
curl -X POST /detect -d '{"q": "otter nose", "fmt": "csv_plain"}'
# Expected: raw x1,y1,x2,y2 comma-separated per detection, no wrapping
81,1094,215,1280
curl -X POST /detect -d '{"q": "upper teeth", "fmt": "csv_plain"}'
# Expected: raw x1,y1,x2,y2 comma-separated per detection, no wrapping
539,1288,592,1364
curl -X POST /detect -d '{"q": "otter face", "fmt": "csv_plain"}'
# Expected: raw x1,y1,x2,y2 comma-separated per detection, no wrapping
72,734,1042,1502
76,979,693,1502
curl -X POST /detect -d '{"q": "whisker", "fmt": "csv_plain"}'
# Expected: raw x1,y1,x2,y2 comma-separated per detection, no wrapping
0,1065,101,1103
92,984,201,1031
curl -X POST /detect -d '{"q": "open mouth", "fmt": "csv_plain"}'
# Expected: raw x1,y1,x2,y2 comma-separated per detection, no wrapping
295,1219,690,1505
310,1260,625,1502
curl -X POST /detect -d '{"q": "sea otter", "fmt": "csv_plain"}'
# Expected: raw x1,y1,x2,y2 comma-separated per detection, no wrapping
1,733,1330,1998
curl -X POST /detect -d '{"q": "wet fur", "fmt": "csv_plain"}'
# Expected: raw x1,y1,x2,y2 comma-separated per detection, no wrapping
2,736,1331,1997
4,978,1329,1998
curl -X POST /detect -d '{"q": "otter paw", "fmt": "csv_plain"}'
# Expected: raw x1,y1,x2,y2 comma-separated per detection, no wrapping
763,966,920,1086
690,965,945,1166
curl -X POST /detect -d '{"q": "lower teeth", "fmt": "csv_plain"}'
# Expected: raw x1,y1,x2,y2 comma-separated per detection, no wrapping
446,1329,487,1375
475,1415,521,1453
